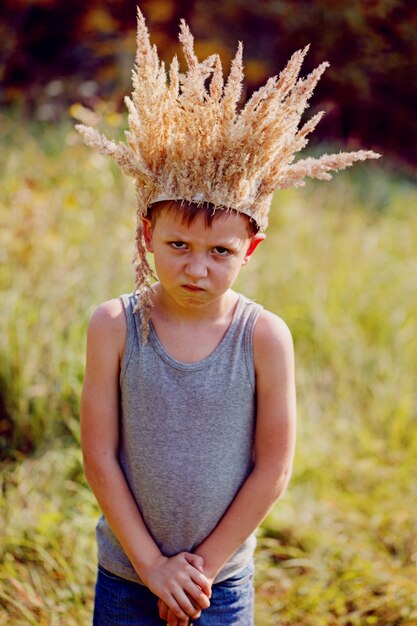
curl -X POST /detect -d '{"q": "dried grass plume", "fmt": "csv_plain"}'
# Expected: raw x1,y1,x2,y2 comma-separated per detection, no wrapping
76,7,380,334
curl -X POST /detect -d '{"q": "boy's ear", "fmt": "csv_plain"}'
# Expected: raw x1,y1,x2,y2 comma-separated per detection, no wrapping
141,216,154,252
242,233,266,265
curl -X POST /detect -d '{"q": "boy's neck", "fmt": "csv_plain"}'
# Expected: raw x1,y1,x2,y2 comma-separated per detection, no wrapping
150,283,238,326
148,285,239,363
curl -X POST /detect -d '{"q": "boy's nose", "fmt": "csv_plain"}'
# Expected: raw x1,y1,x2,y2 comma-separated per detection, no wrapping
185,255,208,280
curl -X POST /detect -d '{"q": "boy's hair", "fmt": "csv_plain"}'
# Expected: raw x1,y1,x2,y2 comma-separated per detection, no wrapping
147,200,260,238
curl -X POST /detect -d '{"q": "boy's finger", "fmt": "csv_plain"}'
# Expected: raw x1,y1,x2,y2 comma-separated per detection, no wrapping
164,594,192,622
184,553,204,572
184,583,210,609
157,598,169,621
189,570,212,599
160,600,190,626
166,608,189,626
172,588,202,620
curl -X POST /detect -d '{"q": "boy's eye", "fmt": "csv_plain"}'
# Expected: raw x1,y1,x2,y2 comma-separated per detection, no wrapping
169,241,187,249
213,246,231,256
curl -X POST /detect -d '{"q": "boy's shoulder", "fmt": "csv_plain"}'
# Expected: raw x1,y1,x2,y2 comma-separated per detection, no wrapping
87,298,127,356
253,308,294,374
88,297,125,326
254,307,293,344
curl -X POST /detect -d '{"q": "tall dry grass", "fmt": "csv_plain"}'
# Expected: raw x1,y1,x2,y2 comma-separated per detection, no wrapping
1,114,416,624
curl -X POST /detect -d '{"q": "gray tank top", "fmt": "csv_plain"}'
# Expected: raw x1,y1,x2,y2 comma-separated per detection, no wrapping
97,291,263,584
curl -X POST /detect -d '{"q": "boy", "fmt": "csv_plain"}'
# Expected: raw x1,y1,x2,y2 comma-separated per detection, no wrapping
81,198,295,626
78,8,379,625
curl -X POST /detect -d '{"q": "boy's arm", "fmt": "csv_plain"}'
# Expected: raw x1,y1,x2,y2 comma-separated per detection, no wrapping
193,310,297,580
80,300,210,621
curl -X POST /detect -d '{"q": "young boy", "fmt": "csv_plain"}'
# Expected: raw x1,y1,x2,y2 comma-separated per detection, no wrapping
81,198,295,626
78,8,379,625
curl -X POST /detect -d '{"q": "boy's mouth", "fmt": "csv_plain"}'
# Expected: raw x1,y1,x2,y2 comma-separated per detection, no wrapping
182,284,205,292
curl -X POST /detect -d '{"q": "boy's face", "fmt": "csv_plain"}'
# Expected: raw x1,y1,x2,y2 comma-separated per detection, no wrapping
142,207,265,310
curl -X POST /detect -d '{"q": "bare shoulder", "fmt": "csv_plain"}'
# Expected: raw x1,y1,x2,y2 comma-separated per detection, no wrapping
87,298,127,360
88,297,125,327
253,309,294,378
254,309,294,355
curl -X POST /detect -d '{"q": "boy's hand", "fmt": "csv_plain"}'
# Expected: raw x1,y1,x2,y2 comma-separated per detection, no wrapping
157,599,190,625
141,552,211,621
157,557,215,625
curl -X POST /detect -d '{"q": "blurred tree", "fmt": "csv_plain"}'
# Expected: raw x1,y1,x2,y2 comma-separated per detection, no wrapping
0,0,416,168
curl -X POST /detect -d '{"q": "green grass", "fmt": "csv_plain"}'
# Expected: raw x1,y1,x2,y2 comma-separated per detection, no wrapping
1,112,417,625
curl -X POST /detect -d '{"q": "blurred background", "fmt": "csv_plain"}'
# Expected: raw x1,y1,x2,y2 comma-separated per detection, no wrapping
1,1,416,625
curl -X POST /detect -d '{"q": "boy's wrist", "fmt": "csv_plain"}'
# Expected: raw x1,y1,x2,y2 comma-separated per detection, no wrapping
132,549,165,583
193,549,221,581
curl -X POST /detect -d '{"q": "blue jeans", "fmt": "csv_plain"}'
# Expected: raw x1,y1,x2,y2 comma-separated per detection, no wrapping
93,562,254,625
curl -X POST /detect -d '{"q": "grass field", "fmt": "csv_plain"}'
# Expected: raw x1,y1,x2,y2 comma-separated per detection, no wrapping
1,112,417,625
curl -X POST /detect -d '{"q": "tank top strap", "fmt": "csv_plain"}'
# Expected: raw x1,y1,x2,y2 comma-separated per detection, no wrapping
233,293,263,334
225,294,263,389
119,292,141,383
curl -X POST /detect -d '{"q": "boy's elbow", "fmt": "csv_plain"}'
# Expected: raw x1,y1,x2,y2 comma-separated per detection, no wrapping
82,453,100,489
274,467,293,499
82,448,118,489
256,461,293,501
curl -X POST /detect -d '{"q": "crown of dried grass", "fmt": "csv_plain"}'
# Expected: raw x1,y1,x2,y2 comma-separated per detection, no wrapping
76,7,380,338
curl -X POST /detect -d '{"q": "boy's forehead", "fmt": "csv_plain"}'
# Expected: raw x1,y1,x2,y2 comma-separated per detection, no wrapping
156,207,250,239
